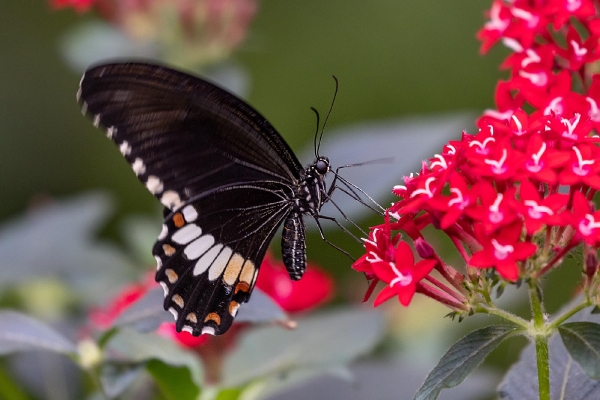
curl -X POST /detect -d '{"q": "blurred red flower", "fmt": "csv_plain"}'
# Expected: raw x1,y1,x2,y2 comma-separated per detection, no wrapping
256,252,334,313
49,0,94,13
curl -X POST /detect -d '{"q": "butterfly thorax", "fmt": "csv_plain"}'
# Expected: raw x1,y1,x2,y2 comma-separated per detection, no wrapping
294,156,330,216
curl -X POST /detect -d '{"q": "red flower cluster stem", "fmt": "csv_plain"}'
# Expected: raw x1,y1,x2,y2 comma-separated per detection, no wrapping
354,0,600,313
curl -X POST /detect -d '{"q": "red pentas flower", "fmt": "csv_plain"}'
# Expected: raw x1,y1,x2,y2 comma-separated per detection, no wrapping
371,242,437,306
469,222,537,281
256,253,334,313
88,273,155,330
353,1,600,315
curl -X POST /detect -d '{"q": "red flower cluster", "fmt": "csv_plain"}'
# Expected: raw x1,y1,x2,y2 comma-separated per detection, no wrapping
355,0,600,311
49,0,257,65
89,252,333,348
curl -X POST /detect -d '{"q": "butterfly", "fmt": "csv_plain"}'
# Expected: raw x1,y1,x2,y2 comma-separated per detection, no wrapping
78,62,341,336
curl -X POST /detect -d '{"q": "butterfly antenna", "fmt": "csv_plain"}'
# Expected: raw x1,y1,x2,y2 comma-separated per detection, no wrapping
316,75,339,157
311,107,321,159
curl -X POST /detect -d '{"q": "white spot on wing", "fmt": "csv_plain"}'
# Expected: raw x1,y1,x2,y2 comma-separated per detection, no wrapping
160,281,169,296
182,326,193,334
168,307,178,319
132,158,146,175
119,141,131,156
230,302,240,317
81,101,88,115
210,248,239,281
155,255,162,270
161,190,183,210
184,235,215,259
182,205,198,222
158,224,168,240
93,114,101,127
146,176,164,194
171,224,202,245
76,88,82,102
202,327,215,336
196,245,231,276
106,126,116,138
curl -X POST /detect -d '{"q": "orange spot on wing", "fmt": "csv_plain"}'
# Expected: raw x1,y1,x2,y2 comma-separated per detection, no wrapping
204,312,221,325
235,282,250,294
186,313,198,323
173,212,185,228
163,244,176,256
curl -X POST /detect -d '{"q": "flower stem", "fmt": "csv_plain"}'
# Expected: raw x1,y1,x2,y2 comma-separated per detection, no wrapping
475,305,529,328
529,280,550,400
548,299,591,330
535,336,550,400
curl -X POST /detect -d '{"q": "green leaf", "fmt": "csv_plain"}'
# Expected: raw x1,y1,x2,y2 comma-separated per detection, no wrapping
221,307,385,387
414,324,519,400
105,329,203,390
234,288,288,325
0,311,76,356
0,192,137,304
0,364,33,400
559,322,600,380
238,365,352,400
100,364,144,399
146,359,200,400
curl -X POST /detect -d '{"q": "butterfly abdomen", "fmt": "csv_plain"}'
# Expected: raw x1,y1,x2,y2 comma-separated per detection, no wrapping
281,211,306,280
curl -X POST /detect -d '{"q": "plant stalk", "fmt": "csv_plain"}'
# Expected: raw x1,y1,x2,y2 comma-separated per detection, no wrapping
529,280,550,400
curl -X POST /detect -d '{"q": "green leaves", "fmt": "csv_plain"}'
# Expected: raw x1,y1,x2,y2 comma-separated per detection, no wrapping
559,322,600,380
414,324,519,400
221,308,385,391
101,328,204,398
0,311,76,356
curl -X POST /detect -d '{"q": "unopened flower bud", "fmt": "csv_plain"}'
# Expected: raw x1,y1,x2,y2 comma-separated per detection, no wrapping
415,237,435,259
585,249,598,280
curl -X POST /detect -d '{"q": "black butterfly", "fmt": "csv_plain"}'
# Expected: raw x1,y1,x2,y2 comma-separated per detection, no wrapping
78,62,341,336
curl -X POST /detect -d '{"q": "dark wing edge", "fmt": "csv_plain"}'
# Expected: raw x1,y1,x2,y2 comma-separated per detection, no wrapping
77,61,304,210
153,182,293,335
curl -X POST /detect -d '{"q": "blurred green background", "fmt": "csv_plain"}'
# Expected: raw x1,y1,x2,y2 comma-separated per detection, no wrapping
0,0,503,222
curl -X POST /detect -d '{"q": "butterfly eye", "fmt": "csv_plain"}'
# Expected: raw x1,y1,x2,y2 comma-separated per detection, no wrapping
315,159,329,175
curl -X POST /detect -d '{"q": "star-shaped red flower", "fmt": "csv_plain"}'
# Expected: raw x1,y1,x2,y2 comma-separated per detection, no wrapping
371,241,437,306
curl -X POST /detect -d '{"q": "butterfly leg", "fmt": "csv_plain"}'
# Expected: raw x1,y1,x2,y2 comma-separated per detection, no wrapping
312,215,357,262
325,197,368,237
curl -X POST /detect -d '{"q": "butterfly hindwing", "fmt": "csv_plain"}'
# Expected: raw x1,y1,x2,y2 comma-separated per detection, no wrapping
78,62,304,210
154,182,293,335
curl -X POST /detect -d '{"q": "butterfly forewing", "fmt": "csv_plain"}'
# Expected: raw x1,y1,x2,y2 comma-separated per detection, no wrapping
78,63,304,209
78,62,311,335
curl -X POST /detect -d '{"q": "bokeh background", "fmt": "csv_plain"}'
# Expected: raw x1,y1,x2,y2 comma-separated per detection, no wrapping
0,1,581,400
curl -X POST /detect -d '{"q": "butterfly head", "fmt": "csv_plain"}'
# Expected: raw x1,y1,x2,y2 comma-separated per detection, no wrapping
314,156,330,176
